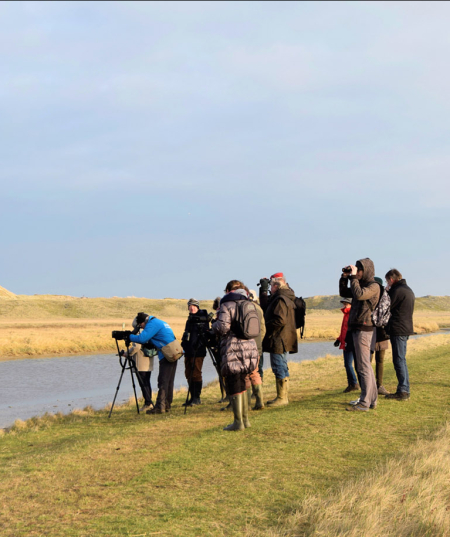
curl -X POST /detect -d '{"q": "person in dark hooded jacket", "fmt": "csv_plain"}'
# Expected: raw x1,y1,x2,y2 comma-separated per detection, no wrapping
259,272,297,407
340,258,379,411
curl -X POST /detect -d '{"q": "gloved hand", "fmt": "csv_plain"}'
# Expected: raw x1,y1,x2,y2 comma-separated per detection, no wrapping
259,278,270,292
333,339,340,347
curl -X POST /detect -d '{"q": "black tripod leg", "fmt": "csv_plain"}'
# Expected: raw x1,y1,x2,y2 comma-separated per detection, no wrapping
128,357,141,414
109,340,129,418
184,355,196,415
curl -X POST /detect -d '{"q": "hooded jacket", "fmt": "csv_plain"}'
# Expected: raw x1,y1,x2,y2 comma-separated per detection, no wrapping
386,279,415,336
212,292,259,376
261,285,298,354
339,257,380,332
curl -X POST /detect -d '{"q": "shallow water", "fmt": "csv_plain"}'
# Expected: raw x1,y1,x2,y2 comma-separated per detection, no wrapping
0,332,440,429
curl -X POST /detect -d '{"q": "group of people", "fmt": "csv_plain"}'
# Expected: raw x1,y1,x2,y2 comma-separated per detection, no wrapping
337,258,415,412
120,272,299,430
119,260,415,429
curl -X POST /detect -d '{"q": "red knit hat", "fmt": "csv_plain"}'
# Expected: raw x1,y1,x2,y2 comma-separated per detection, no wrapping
270,272,284,279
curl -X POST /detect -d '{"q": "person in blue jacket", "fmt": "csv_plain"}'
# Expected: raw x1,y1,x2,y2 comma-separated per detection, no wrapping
130,312,179,414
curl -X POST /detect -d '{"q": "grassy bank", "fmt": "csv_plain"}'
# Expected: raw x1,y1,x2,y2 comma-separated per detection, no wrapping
1,334,449,536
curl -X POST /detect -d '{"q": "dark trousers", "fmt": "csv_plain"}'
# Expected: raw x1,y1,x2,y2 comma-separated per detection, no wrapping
226,372,247,396
184,356,204,383
155,358,178,411
136,371,153,405
257,353,264,381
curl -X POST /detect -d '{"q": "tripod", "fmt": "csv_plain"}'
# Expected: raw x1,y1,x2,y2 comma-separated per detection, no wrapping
108,338,142,418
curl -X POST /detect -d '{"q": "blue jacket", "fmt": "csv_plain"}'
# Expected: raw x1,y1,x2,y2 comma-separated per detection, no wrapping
129,317,176,361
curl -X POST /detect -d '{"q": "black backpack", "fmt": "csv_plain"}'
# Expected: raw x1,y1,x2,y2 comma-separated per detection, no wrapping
294,297,306,338
231,300,261,340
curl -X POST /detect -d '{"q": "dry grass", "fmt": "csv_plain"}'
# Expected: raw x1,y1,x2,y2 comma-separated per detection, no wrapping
0,317,187,359
0,295,449,359
250,421,450,537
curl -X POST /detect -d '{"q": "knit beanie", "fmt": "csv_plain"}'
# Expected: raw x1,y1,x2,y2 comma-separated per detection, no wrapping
187,298,200,308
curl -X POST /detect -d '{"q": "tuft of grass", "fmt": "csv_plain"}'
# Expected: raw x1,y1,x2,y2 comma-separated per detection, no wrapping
251,421,450,537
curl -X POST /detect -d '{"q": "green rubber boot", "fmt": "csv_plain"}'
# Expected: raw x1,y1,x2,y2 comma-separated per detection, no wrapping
223,393,245,431
266,378,289,407
242,391,251,428
246,388,252,411
252,384,264,410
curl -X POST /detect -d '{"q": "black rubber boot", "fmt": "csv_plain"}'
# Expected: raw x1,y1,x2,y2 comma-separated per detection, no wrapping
191,381,202,405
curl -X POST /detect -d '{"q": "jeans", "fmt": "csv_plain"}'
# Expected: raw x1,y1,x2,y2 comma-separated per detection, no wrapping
343,349,358,386
270,352,289,380
390,335,410,393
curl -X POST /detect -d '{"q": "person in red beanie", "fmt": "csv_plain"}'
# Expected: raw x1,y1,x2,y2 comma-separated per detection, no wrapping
259,272,297,407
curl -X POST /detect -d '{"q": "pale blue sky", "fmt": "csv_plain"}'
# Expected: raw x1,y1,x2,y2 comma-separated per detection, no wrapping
1,1,449,299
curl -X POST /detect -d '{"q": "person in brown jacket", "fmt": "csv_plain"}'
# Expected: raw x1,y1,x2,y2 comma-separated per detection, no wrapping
212,280,259,431
259,272,298,407
340,258,380,412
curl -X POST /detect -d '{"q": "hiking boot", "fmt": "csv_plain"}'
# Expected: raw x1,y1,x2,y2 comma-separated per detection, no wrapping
349,397,360,406
252,384,264,410
223,393,245,431
377,385,390,396
146,407,163,415
267,378,289,407
343,384,360,393
385,391,410,400
140,402,154,413
346,403,369,412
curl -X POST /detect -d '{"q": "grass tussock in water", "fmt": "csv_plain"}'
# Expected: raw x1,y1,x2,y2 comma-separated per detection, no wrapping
1,334,449,536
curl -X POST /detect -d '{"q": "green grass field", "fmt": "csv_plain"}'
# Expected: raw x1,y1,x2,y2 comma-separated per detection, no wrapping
1,334,449,536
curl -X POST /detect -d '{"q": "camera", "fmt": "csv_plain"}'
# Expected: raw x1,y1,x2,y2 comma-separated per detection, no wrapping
112,330,131,341
342,266,352,274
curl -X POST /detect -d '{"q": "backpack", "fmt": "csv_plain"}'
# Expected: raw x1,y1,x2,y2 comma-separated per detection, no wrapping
294,296,306,338
231,300,261,340
372,288,391,328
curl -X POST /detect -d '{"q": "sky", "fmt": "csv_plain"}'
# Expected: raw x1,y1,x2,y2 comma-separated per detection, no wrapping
1,1,449,300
